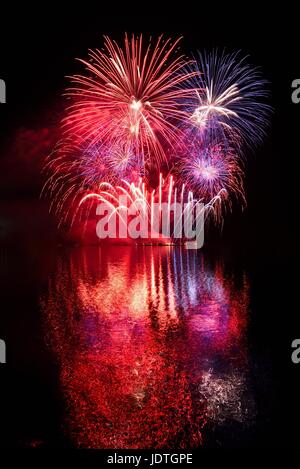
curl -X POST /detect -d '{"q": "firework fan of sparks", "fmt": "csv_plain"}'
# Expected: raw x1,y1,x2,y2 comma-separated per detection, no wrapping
43,35,271,230
77,175,226,236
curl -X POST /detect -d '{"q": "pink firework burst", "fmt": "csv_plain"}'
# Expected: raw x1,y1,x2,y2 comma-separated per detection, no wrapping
177,141,245,205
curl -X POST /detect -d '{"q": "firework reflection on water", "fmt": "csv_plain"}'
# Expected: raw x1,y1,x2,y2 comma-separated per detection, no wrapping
40,246,254,448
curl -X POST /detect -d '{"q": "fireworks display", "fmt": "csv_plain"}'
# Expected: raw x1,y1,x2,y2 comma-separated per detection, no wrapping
43,34,270,233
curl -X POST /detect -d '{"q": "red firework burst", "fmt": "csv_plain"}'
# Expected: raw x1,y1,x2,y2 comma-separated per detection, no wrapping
64,34,196,168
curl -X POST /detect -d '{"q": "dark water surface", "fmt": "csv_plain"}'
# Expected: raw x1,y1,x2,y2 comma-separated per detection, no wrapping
0,242,296,449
